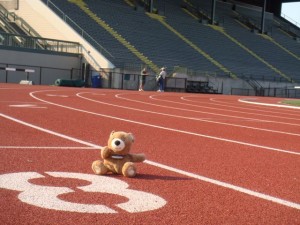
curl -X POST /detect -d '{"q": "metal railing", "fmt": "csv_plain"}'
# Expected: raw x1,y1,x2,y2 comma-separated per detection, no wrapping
44,0,114,59
0,4,40,37
0,31,81,54
0,0,19,10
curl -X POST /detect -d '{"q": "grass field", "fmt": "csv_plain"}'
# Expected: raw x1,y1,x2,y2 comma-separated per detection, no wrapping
281,99,300,106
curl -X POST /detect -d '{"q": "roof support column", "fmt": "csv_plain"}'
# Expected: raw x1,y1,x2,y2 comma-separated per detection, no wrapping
149,0,153,13
210,0,216,25
260,0,267,34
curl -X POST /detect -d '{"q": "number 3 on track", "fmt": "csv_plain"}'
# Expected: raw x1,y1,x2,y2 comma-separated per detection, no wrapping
0,172,166,213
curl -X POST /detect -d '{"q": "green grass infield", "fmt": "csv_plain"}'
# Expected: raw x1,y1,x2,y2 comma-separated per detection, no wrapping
281,99,300,107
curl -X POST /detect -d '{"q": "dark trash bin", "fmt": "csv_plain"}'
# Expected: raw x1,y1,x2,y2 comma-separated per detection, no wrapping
91,75,101,88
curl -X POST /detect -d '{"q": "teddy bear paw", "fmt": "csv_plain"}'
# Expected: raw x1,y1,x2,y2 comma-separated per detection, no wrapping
122,162,137,178
92,160,108,175
127,168,136,177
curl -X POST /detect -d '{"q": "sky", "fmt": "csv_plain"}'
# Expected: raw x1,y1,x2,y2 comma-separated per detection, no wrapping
281,2,300,27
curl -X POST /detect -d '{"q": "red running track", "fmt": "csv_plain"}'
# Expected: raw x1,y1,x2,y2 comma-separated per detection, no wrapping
0,83,299,225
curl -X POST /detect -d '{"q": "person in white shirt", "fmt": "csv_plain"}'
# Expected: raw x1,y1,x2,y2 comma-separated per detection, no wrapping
157,67,166,92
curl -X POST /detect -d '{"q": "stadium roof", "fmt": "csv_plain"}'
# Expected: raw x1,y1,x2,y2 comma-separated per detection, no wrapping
234,0,298,16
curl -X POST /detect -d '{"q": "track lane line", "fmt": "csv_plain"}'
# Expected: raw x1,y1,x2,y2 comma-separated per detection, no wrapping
117,93,300,127
0,112,299,210
111,93,300,136
150,95,300,123
28,90,300,155
0,113,99,148
0,146,95,149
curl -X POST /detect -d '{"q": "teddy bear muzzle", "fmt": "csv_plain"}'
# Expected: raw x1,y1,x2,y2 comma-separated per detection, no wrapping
111,138,125,152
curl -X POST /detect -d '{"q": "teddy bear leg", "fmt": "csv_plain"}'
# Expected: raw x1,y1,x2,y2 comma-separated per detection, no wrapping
122,162,137,178
92,160,108,175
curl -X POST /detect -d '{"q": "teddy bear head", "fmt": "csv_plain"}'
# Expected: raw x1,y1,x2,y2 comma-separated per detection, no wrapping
107,131,134,155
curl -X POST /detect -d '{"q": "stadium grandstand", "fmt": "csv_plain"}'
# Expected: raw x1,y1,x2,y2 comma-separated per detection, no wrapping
0,0,299,97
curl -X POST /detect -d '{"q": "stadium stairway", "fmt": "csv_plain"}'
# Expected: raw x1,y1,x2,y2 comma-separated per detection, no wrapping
14,0,65,40
271,17,300,57
146,12,235,78
14,0,114,70
44,0,151,71
81,0,225,74
216,1,300,83
68,0,160,73
44,0,233,75
184,0,300,83
164,0,272,79
227,23,300,83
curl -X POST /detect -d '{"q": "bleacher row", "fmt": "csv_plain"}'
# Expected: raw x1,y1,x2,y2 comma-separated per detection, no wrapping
44,0,300,82
2,0,300,83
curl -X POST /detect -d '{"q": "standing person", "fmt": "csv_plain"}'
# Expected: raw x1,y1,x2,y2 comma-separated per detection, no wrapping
139,67,148,91
156,67,166,92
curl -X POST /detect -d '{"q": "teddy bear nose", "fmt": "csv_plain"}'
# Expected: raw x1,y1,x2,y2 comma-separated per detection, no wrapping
115,140,121,146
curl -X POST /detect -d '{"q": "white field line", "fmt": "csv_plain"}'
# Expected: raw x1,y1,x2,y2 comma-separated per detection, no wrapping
239,98,300,110
0,112,299,210
28,90,300,156
209,97,300,113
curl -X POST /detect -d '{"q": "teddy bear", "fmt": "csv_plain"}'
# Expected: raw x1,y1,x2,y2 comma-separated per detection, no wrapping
92,131,145,177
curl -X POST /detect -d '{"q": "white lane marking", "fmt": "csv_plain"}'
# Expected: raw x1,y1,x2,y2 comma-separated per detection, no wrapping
46,94,68,98
188,96,300,117
239,98,300,110
9,104,46,109
145,160,300,210
0,113,99,148
28,91,300,156
149,94,300,127
0,172,166,213
152,95,300,124
0,112,299,210
0,146,96,149
109,93,300,137
9,104,36,107
91,93,106,96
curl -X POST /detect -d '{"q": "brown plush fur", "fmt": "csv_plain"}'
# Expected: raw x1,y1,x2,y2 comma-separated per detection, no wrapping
92,131,145,177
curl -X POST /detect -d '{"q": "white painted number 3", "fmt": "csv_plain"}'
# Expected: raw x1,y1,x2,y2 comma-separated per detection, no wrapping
0,172,166,213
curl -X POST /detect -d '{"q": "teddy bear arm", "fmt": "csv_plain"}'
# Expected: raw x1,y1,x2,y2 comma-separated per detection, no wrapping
129,153,145,162
101,146,112,159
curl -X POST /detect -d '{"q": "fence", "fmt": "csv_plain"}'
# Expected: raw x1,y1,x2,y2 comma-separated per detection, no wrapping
88,70,187,92
94,71,164,91
2,62,298,98
0,63,81,85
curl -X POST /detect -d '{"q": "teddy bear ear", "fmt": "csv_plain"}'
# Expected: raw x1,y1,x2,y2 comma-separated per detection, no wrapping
128,133,135,143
